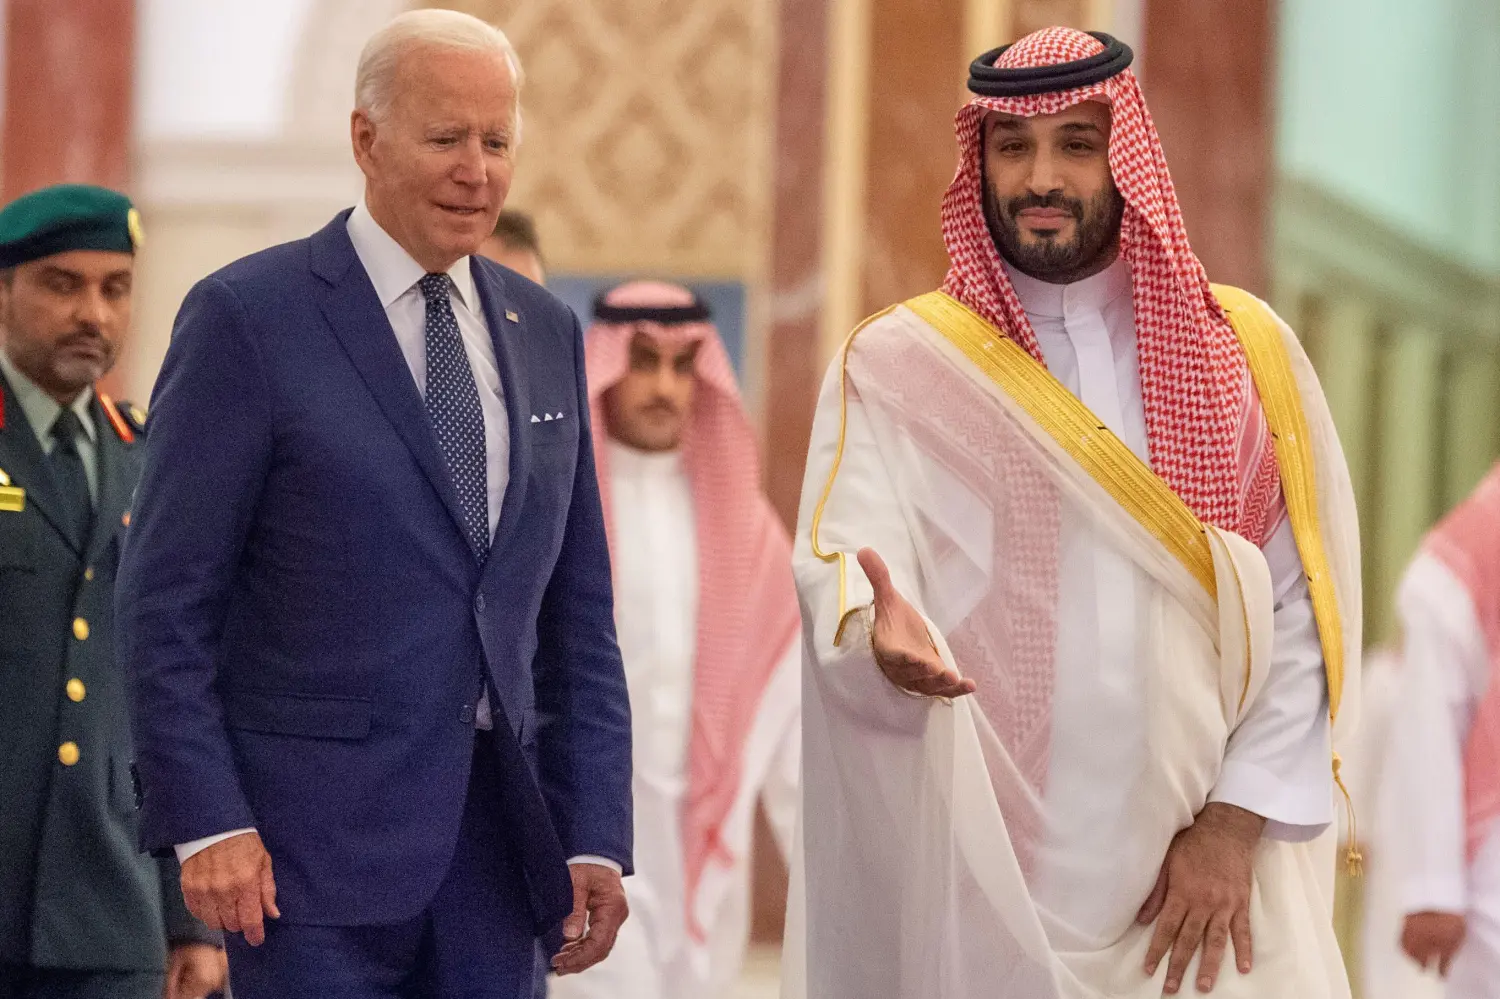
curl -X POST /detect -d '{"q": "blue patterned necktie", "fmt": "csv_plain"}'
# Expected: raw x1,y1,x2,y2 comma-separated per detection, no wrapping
419,272,489,560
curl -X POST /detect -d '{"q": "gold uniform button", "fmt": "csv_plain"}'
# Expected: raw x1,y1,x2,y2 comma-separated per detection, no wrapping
58,742,79,766
84,567,95,582
66,679,86,702
72,618,89,641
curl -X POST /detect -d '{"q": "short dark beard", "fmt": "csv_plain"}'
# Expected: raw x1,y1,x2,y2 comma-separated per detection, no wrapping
984,177,1125,285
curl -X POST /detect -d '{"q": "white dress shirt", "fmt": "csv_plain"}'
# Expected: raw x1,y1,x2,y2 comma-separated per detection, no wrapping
1004,259,1334,842
1387,552,1500,997
177,203,528,863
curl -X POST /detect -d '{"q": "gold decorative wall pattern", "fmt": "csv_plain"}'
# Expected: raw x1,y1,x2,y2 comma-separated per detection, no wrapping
424,0,777,281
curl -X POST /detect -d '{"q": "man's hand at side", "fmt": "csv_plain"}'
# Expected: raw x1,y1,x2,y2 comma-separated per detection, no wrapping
1401,911,1466,976
162,941,228,999
551,863,628,976
179,831,279,947
858,548,975,699
1137,802,1263,994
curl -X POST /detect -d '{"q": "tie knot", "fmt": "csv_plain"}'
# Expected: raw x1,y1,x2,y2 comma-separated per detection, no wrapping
419,272,450,303
51,409,84,445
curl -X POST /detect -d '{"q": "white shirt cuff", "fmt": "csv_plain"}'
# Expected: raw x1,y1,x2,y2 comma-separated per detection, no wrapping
1401,875,1468,917
175,828,257,863
1208,759,1333,842
567,855,622,874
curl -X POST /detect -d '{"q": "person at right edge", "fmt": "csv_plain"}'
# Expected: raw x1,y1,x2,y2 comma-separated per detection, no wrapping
1383,464,1500,997
786,26,1362,999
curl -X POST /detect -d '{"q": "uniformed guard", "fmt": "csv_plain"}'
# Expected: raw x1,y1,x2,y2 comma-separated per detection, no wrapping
0,185,225,999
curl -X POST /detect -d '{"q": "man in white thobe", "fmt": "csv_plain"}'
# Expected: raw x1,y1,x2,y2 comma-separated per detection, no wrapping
550,281,800,999
786,27,1361,999
1380,465,1500,997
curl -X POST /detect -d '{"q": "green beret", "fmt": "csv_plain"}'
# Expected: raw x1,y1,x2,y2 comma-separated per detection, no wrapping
0,184,140,268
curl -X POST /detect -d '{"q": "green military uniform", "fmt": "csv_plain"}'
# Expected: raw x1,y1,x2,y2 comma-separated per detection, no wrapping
0,186,217,999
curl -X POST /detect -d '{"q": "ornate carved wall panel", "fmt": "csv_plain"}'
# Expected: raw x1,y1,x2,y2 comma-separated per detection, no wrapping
424,0,777,280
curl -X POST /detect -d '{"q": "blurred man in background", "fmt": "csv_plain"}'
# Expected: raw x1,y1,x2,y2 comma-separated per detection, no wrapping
480,209,545,286
1386,464,1500,996
549,281,799,999
0,184,223,999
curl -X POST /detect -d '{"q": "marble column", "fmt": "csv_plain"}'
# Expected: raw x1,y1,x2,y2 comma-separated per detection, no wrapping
857,0,967,317
3,0,134,201
753,0,834,946
1142,0,1273,293
1372,327,1442,644
1443,346,1500,510
764,0,832,531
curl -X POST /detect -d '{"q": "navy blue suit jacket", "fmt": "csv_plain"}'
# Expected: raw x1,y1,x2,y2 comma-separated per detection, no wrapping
117,211,633,935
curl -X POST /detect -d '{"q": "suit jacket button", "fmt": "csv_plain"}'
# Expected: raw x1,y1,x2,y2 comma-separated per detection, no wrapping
58,742,80,766
474,594,485,614
72,618,89,641
66,678,86,702
83,567,95,582
459,704,476,725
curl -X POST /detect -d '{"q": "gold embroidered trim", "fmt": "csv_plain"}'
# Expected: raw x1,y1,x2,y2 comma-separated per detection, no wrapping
904,291,1219,600
808,305,899,646
1212,285,1345,722
1213,284,1357,873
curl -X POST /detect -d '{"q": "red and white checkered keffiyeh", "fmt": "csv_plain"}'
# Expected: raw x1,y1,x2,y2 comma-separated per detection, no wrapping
584,281,800,935
1422,463,1500,860
941,26,1281,540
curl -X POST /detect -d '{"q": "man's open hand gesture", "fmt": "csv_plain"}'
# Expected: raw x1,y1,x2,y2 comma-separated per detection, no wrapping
858,548,975,698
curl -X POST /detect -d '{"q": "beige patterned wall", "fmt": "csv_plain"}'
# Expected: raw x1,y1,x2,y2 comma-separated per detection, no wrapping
425,0,778,281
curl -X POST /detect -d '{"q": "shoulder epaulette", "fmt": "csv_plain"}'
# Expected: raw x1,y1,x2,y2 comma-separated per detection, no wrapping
122,400,147,436
97,390,137,443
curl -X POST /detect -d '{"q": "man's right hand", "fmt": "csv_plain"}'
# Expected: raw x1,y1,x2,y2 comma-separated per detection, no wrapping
857,547,975,698
179,831,280,946
1401,911,1466,976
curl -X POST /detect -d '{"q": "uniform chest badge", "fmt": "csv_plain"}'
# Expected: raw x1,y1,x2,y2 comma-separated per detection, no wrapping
0,467,24,512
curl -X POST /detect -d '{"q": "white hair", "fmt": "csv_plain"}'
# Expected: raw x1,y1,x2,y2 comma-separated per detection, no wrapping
355,9,524,135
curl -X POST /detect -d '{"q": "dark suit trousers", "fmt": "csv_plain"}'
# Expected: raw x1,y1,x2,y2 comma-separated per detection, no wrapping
226,732,539,999
0,967,163,999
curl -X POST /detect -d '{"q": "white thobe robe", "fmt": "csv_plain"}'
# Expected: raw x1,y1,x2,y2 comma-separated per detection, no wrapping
786,283,1358,998
1003,260,1334,877
1380,552,1500,997
550,441,800,999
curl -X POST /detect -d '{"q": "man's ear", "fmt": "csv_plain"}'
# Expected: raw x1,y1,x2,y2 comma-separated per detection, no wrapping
350,110,378,172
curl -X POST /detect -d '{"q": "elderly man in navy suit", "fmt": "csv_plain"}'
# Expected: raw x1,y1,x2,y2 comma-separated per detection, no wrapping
117,10,633,997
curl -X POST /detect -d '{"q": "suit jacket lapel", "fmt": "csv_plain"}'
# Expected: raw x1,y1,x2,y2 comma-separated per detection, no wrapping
310,213,473,549
471,260,532,565
0,371,83,554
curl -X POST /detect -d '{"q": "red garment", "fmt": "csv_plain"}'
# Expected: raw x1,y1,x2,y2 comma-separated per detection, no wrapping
584,281,800,936
940,26,1281,541
1422,463,1500,860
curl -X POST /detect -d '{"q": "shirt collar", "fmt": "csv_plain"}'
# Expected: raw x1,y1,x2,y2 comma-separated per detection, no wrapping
1003,256,1132,320
0,349,96,447
346,200,477,312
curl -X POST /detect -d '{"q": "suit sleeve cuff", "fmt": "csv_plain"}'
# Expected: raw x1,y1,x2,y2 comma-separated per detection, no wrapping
567,855,623,874
175,828,257,864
